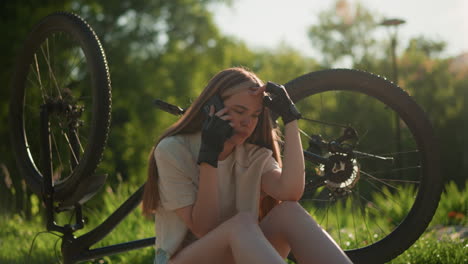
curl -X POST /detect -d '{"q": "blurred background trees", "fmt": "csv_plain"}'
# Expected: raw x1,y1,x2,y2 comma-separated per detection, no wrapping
0,0,466,218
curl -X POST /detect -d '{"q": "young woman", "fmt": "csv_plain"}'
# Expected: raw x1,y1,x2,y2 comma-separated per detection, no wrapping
142,67,352,264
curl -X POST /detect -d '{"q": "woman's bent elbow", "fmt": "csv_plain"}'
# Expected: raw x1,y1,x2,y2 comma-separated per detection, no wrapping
285,193,303,202
278,189,304,201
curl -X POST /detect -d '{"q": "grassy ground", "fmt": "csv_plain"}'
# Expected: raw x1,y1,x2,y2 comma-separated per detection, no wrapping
1,181,466,264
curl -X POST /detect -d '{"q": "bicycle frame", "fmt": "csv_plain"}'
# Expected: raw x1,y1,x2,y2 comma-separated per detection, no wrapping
40,104,155,264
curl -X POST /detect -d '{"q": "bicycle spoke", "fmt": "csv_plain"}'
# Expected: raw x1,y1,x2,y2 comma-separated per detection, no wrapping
363,149,419,157
335,201,342,246
369,178,419,184
286,70,440,260
26,73,47,105
66,52,85,85
50,128,64,179
364,165,421,176
354,128,369,147
299,128,312,140
356,192,395,233
301,116,349,129
53,118,80,167
32,54,47,103
325,199,330,232
43,39,63,99
363,178,403,210
76,132,85,154
353,189,374,245
353,150,394,160
360,170,399,190
351,197,359,246
310,202,321,218
51,33,59,89
364,137,417,158
64,132,79,166
40,43,62,98
316,191,332,228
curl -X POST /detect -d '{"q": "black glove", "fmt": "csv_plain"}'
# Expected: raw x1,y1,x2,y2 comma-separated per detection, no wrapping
263,81,301,124
197,114,233,168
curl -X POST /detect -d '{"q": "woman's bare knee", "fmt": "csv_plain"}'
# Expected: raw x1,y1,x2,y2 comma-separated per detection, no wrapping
226,212,259,239
170,215,251,264
231,211,257,226
270,201,306,217
278,200,300,209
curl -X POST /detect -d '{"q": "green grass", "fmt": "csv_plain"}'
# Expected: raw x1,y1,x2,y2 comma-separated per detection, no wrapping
0,183,156,264
388,229,466,264
387,180,467,264
1,181,466,263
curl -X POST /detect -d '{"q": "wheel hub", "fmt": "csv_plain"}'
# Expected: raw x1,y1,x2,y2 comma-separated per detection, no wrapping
45,90,84,129
319,153,360,195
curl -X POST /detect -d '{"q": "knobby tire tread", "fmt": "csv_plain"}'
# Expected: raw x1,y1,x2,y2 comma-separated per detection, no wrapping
284,69,442,263
9,12,111,203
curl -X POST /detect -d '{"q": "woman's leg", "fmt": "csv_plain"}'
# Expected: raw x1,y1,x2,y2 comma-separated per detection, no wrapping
170,212,286,264
259,201,353,264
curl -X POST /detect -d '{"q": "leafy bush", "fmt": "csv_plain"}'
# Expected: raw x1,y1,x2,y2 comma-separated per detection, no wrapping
430,180,467,227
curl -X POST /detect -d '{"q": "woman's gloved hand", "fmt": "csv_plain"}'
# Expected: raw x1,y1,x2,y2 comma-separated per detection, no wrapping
197,107,233,168
263,81,302,124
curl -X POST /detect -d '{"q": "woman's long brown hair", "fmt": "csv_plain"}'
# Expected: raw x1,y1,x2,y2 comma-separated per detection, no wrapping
142,67,282,220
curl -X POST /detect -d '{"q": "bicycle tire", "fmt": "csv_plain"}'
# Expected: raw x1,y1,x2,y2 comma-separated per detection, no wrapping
284,69,442,263
9,12,111,203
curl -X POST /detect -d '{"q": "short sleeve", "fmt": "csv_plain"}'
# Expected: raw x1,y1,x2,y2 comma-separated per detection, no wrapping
261,151,281,175
239,144,281,174
155,137,198,211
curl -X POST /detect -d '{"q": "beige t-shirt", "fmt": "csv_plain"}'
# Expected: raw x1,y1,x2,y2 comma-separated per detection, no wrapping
154,132,280,257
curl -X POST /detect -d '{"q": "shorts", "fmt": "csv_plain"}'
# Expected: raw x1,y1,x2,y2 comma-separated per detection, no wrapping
154,248,170,264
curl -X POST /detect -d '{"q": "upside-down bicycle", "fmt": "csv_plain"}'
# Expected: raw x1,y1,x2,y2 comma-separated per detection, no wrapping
9,12,442,264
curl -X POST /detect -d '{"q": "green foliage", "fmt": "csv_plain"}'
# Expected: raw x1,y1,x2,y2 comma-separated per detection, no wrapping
303,185,418,250
1,0,318,216
2,0,466,235
0,0,73,217
308,0,467,188
0,183,155,264
371,185,416,227
251,44,320,83
1,180,466,263
431,181,467,227
398,49,466,187
76,181,155,263
1,1,465,262
388,230,467,264
70,0,234,185
300,180,467,254
0,214,61,263
308,0,380,67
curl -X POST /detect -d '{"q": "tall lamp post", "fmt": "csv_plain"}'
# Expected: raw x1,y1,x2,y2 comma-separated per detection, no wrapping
380,18,406,84
380,18,406,177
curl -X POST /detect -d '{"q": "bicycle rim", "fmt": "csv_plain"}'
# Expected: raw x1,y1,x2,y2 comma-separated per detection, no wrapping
9,12,111,202
285,69,441,263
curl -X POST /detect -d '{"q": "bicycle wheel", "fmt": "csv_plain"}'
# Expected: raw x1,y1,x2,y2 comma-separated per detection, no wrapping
9,12,111,204
284,69,442,263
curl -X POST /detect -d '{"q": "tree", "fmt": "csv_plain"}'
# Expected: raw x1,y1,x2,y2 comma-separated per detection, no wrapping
1,0,317,216
1,0,231,214
398,42,467,187
308,0,380,67
307,0,467,187
0,0,72,217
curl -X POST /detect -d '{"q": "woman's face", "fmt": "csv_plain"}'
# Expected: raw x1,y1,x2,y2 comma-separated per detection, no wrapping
223,89,263,145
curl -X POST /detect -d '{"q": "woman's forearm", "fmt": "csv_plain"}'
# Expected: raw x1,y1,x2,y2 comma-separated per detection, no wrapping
280,120,305,199
191,163,221,236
